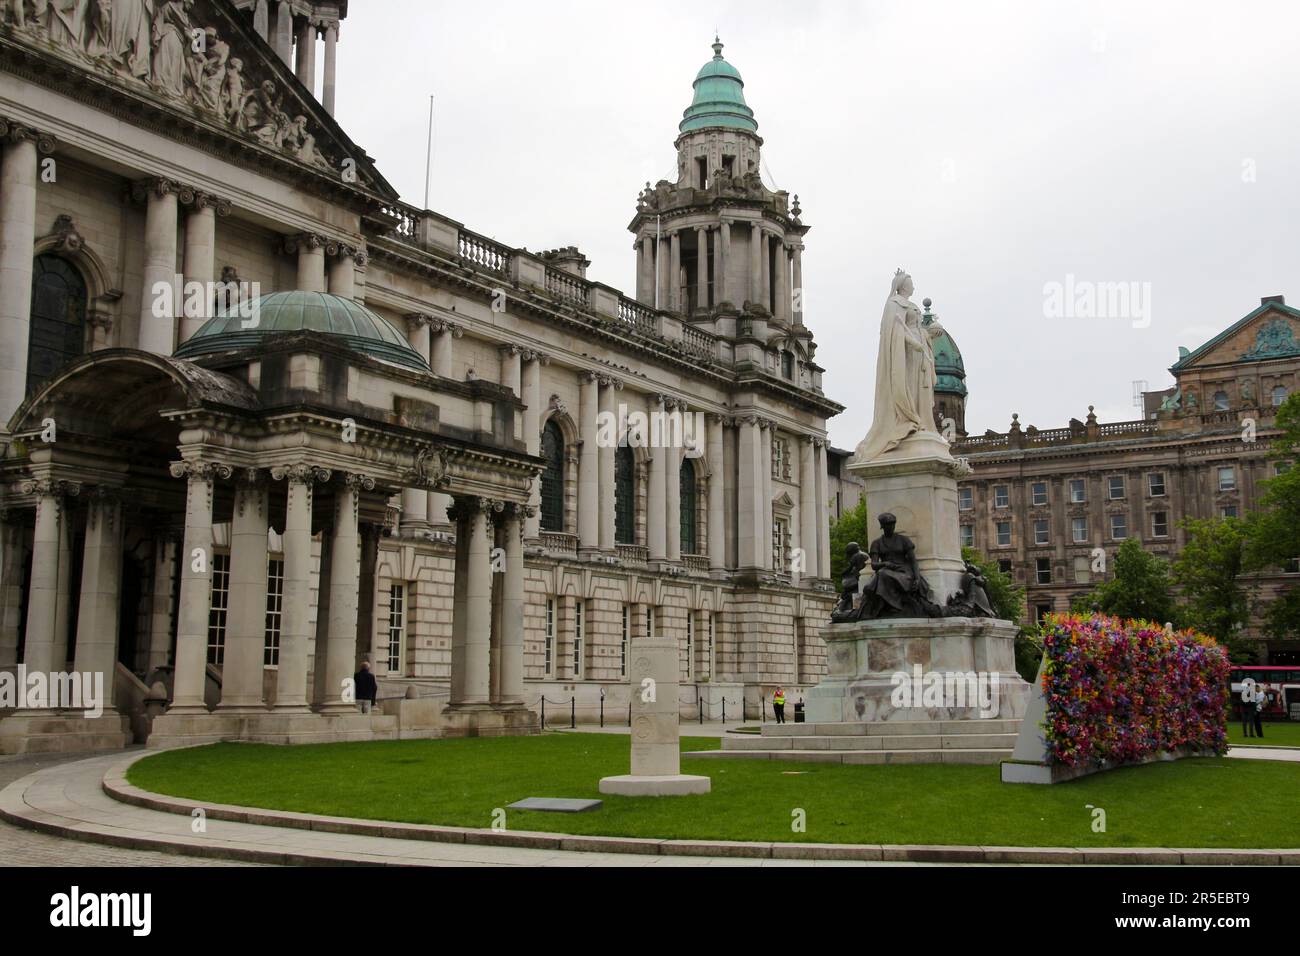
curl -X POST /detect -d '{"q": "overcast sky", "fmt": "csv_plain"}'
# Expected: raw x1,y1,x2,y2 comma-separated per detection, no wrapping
332,0,1300,448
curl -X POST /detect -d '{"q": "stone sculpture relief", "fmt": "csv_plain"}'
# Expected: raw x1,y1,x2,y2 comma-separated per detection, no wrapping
3,0,334,171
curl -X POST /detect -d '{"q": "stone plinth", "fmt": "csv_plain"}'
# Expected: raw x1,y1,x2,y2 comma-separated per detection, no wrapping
848,430,968,604
806,617,1030,724
599,635,710,797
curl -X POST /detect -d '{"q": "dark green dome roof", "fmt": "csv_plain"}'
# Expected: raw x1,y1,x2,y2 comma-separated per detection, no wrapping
678,38,758,134
175,291,429,372
924,312,967,397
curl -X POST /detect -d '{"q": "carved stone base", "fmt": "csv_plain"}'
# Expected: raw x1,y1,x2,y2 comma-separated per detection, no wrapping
847,431,969,604
806,617,1030,723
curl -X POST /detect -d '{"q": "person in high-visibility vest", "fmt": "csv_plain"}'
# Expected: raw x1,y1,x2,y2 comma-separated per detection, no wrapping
773,687,786,724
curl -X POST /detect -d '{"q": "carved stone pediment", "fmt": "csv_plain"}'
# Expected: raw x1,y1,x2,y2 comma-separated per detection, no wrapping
0,0,391,199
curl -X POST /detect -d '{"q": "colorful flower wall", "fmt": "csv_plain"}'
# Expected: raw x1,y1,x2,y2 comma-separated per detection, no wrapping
1041,613,1229,767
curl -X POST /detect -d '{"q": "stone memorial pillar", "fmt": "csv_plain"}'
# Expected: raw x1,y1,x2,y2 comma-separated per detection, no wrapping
599,635,710,796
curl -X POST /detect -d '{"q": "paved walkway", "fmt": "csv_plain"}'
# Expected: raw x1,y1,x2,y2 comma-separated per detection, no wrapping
556,721,762,738
0,750,253,867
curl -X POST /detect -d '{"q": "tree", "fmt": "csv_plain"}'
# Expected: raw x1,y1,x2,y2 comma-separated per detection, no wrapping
1172,516,1252,651
1068,537,1181,626
828,496,867,584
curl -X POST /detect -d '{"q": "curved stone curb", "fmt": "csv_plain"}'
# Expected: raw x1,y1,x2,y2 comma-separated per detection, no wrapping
98,751,1300,866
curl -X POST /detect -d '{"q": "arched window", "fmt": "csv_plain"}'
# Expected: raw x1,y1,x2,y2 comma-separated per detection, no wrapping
27,255,87,394
679,457,697,554
540,420,565,532
615,445,635,545
1213,390,1230,411
1274,385,1289,407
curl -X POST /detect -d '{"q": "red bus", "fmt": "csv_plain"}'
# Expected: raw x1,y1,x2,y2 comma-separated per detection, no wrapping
1230,666,1300,720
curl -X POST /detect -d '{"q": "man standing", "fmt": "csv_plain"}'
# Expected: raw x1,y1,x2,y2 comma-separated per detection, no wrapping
773,686,786,724
354,660,378,714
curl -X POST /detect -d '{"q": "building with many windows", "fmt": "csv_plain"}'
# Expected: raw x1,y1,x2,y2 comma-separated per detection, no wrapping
952,295,1299,662
0,4,846,750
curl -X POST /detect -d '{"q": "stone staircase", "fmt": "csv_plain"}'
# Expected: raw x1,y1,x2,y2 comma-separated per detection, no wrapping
686,718,1022,765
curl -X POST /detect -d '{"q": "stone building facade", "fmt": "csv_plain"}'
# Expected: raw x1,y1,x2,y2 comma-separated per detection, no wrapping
951,295,1299,663
0,3,844,749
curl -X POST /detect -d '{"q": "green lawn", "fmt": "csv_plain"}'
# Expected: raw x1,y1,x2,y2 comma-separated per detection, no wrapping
1228,720,1300,749
127,732,1300,849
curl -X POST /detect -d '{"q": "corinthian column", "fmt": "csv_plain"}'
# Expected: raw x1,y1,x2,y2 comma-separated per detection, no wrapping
737,417,764,570
815,439,831,577
521,351,545,538
285,233,326,293
134,178,182,355
72,489,124,710
760,420,773,568
598,376,619,550
181,192,230,342
274,0,293,66
498,503,527,705
168,461,231,713
327,242,363,300
669,231,682,312
707,414,726,571
401,314,432,534
322,22,339,115
647,395,667,561
271,464,330,711
695,226,708,313
0,123,53,423
578,371,599,552
718,220,731,306
749,223,763,306
449,496,494,705
792,242,804,326
296,19,317,95
17,479,79,685
216,471,269,712
319,473,372,712
800,437,818,577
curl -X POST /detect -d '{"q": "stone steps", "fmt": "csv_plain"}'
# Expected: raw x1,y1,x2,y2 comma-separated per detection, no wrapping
682,718,1022,766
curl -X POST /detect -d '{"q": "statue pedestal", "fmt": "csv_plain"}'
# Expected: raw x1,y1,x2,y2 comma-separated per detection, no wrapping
806,617,1030,723
847,430,969,604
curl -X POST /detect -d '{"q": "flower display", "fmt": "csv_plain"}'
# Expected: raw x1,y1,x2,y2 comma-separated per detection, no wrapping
1040,613,1229,768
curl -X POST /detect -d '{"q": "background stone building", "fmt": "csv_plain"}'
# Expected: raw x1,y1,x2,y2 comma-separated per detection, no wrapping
0,2,847,748
950,295,1299,662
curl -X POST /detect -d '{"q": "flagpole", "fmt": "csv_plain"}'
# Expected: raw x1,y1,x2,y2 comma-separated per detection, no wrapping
423,94,434,209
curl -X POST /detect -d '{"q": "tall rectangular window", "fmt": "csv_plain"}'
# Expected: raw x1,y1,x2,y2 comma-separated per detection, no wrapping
573,601,584,679
994,486,1009,508
1152,511,1169,537
1110,513,1128,539
544,598,555,678
646,605,656,639
1031,482,1048,506
1073,556,1091,584
1108,475,1125,500
386,584,405,673
1033,519,1049,545
1069,479,1086,503
996,521,1011,546
263,557,284,666
685,613,694,681
1072,517,1088,543
1148,472,1166,497
772,518,789,572
958,486,972,511
1221,504,1238,519
207,552,231,666
998,559,1013,575
960,525,974,548
620,605,629,678
1217,466,1236,492
1035,558,1052,584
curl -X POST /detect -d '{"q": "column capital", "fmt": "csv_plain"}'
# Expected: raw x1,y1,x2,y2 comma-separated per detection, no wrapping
404,311,435,331
325,239,366,264
20,478,81,498
343,472,377,494
447,495,503,523
283,232,327,254
168,461,233,482
598,374,623,390
579,370,600,386
429,316,463,337
233,469,269,517
129,177,190,204
0,118,56,153
186,191,233,216
499,343,522,358
705,412,728,426
270,463,332,485
519,349,549,365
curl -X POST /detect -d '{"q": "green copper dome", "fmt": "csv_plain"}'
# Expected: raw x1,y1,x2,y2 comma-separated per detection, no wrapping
678,38,758,134
175,291,430,372
923,311,967,397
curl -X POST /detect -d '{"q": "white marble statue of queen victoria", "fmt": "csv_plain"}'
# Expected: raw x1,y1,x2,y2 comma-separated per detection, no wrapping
854,270,946,462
